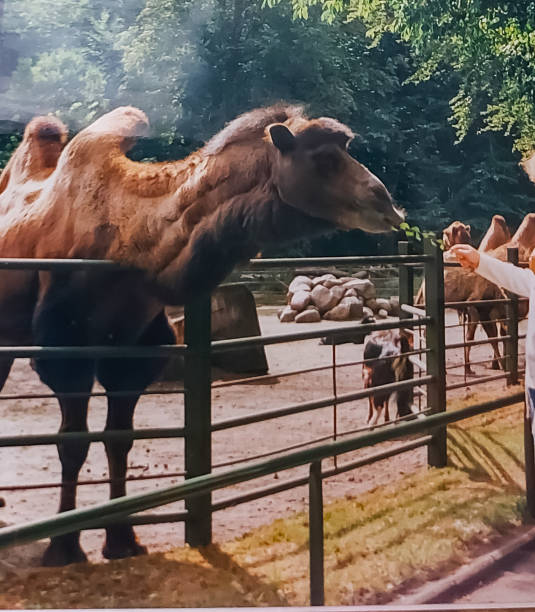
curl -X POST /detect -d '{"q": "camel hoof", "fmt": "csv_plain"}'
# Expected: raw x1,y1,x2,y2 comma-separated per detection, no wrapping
491,361,500,370
465,368,476,376
42,538,88,567
102,539,147,560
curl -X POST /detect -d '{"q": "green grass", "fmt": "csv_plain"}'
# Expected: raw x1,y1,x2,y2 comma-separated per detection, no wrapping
0,388,528,608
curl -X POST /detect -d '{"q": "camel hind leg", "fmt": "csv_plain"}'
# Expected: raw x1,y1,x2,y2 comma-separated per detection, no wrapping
96,310,175,559
480,319,504,370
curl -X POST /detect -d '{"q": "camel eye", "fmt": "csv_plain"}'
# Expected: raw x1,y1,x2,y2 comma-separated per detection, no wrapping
310,149,340,176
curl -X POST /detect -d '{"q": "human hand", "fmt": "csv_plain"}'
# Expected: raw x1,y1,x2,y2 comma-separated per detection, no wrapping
450,244,480,270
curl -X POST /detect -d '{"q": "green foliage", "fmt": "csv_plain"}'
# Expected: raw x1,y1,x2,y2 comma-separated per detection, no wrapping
271,0,535,154
0,133,21,169
398,222,443,248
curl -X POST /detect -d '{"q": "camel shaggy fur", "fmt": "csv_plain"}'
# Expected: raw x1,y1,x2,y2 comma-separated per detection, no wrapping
0,105,403,566
461,215,512,373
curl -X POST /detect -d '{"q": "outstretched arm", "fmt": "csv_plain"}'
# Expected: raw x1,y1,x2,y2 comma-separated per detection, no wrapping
451,244,534,298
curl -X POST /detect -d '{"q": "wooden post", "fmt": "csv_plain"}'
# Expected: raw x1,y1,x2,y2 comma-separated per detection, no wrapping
424,239,447,468
184,294,212,546
309,461,324,606
505,247,519,386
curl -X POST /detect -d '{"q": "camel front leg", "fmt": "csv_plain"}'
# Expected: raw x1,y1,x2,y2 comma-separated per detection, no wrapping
464,308,478,376
101,394,147,560
96,310,175,559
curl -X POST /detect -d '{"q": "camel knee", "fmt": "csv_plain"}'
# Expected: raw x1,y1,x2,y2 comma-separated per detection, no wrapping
58,439,90,477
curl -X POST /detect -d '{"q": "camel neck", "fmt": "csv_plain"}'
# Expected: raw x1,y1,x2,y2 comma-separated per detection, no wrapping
152,192,333,305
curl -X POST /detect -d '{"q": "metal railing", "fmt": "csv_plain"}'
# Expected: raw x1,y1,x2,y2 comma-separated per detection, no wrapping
0,240,531,606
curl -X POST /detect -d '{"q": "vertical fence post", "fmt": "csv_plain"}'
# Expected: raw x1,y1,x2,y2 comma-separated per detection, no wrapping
505,247,519,386
398,241,414,319
184,294,212,547
309,461,324,606
424,238,447,468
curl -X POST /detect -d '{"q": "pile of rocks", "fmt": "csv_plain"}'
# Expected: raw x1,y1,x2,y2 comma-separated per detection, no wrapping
278,273,399,323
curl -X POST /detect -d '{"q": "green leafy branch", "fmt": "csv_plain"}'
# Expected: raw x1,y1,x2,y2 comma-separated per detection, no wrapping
398,222,444,249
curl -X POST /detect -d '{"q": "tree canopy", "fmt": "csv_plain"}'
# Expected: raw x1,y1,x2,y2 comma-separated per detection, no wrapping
268,0,535,154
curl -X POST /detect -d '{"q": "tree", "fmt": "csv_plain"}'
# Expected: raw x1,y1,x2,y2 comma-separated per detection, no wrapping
268,0,535,154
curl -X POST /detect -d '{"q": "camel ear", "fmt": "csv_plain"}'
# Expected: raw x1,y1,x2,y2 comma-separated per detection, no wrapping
521,153,535,184
267,123,295,154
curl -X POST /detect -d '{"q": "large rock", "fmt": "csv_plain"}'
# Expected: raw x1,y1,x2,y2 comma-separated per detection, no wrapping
295,308,321,323
375,298,392,313
324,302,351,321
323,278,344,288
163,285,268,380
287,283,311,301
341,296,364,319
310,284,339,313
344,288,358,298
279,305,297,322
376,308,388,319
288,276,313,294
290,290,311,312
331,285,346,302
343,278,376,300
362,306,374,320
389,296,401,317
365,298,378,312
312,273,336,287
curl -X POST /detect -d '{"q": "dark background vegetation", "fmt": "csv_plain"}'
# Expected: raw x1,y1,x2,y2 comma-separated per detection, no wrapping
1,0,533,256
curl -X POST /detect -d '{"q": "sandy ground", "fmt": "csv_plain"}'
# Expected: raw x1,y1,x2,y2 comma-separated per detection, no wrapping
0,308,526,567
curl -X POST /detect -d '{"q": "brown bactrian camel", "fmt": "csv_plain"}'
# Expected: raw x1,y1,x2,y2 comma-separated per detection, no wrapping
415,219,505,375
0,105,403,566
445,213,535,375
414,220,472,307
460,215,513,372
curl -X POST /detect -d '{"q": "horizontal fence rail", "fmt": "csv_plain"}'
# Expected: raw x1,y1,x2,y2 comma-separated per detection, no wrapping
0,391,524,550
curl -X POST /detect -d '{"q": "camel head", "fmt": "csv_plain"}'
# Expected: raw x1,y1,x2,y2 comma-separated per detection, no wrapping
265,118,404,233
442,221,471,250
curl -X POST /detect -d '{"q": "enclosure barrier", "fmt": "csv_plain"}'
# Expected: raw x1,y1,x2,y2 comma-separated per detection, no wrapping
0,391,525,606
0,243,531,605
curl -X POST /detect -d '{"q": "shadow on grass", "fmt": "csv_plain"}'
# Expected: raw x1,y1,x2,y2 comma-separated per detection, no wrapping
448,426,524,493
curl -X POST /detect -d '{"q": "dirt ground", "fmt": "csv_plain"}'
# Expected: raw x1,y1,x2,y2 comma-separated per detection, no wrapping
0,308,526,568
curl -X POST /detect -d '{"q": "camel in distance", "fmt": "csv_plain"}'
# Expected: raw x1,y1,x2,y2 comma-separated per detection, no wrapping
0,104,403,566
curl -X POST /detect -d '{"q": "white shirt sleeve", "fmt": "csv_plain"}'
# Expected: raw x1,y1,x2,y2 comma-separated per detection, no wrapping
476,252,534,298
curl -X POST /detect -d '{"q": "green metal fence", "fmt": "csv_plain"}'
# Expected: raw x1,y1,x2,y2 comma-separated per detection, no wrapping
0,240,531,606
